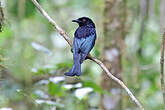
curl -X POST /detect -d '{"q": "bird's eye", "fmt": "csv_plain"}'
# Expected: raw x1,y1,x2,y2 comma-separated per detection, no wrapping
83,19,86,22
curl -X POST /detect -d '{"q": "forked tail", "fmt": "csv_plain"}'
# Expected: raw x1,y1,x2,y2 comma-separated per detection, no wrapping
64,53,81,76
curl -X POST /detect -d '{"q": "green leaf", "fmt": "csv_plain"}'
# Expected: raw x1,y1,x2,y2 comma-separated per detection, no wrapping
34,68,51,75
48,82,65,97
0,26,13,44
94,48,100,57
56,62,72,69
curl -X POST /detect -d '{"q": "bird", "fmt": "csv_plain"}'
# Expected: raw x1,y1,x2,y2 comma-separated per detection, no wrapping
64,17,96,76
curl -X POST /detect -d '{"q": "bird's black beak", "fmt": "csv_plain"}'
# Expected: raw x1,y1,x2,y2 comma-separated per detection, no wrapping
72,19,81,23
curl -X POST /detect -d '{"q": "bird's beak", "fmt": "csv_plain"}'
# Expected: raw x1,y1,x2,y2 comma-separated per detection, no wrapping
72,19,81,23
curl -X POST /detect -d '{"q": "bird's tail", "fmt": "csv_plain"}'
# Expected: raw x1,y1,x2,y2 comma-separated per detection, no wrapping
64,53,81,76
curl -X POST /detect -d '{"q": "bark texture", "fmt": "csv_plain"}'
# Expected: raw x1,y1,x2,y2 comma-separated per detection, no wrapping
101,0,126,110
160,0,165,33
0,1,4,32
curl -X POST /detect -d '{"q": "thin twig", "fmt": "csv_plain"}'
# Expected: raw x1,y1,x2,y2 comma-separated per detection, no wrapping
31,0,144,109
160,30,165,106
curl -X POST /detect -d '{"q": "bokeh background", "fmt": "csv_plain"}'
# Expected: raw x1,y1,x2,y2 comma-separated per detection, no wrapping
0,0,164,110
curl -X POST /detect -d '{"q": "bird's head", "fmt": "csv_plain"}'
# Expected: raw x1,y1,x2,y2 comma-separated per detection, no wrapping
72,17,95,28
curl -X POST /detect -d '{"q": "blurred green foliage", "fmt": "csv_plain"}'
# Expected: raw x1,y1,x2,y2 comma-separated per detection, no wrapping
10,0,41,18
48,82,65,97
0,0,164,110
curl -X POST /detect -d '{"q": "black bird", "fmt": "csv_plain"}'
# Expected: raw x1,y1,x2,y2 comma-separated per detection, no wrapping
65,17,96,76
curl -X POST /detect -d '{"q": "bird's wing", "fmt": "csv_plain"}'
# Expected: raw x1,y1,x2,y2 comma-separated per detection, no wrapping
73,37,85,54
65,37,83,76
80,34,96,54
79,33,96,63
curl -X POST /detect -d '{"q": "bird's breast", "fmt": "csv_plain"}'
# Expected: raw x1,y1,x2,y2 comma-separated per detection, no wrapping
75,27,95,39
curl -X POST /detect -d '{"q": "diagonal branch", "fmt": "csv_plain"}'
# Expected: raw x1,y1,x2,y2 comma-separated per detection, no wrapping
160,30,165,106
31,0,144,109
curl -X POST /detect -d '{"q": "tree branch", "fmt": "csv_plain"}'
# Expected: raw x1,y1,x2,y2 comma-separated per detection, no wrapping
31,0,144,109
160,30,165,106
